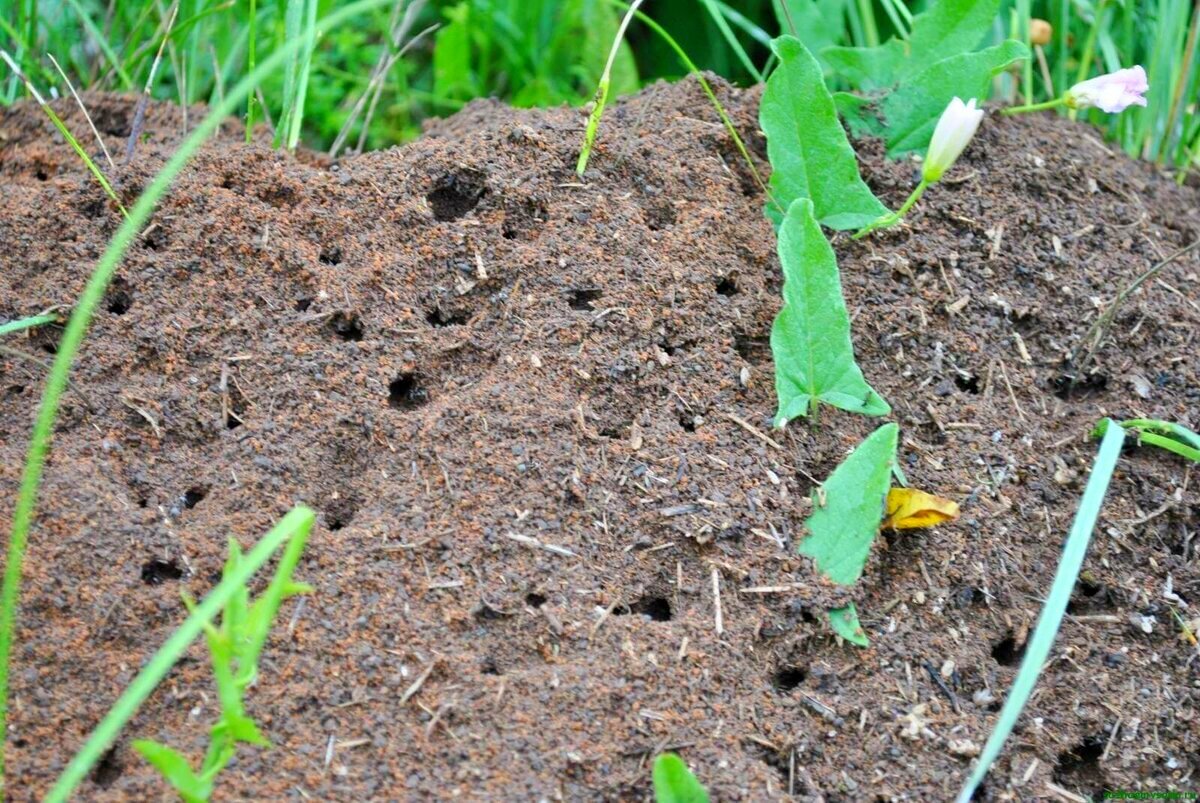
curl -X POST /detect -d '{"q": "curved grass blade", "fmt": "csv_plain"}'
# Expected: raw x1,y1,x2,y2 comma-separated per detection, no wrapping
956,421,1125,802
799,422,898,584
760,36,887,230
0,1,392,790
772,199,890,424
45,508,315,802
1094,418,1200,463
576,0,644,175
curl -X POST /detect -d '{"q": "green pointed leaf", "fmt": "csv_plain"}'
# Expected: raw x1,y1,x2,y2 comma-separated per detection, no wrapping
771,199,890,424
799,423,898,585
761,36,888,231
879,41,1030,155
652,753,710,803
1095,418,1200,463
824,0,1002,88
775,0,851,71
134,740,212,803
224,711,270,747
828,603,869,646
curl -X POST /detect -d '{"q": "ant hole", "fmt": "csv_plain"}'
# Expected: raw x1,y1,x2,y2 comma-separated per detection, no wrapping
715,276,739,296
141,558,184,586
388,373,429,411
568,288,602,311
183,487,208,509
329,312,364,341
525,592,547,608
105,278,134,315
319,246,342,266
954,373,981,394
773,665,808,691
295,298,313,312
615,595,672,622
991,633,1026,666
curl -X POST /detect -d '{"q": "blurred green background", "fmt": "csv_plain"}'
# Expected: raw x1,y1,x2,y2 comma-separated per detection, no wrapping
0,0,1196,169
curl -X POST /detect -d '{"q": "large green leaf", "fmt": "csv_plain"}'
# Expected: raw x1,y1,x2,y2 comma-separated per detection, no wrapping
652,753,710,803
799,423,898,585
880,40,1030,155
771,199,890,424
761,36,888,230
823,0,1002,88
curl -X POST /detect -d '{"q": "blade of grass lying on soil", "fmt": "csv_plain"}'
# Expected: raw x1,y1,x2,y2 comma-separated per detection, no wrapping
956,420,1125,802
0,0,391,790
0,49,128,218
0,314,57,338
759,35,888,230
45,507,315,803
771,199,890,423
652,753,710,803
1094,418,1200,463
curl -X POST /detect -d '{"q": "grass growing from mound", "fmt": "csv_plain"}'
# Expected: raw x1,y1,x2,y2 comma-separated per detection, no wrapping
0,1,391,794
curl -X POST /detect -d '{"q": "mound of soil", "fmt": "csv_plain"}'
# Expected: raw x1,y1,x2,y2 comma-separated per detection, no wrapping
1,81,1198,801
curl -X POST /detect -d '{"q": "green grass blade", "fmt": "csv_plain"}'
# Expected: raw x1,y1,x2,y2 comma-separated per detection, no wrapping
0,0,390,791
699,0,764,82
41,104,129,217
45,508,315,803
286,0,319,151
0,314,56,338
956,420,1125,802
61,0,133,90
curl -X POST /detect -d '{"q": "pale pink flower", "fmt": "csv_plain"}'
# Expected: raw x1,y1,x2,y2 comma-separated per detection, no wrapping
1066,66,1148,113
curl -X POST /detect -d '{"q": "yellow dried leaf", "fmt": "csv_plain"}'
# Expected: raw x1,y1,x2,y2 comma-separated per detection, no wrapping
883,488,960,530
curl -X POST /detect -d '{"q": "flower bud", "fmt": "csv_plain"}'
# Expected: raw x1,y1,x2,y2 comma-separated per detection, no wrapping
922,97,984,183
1030,19,1052,46
1065,66,1148,113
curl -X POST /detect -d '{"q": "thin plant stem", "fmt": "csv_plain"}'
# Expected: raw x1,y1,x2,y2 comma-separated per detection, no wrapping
246,0,257,141
0,2,391,792
606,0,778,212
576,0,645,175
852,180,928,239
1001,96,1067,114
44,508,315,803
1070,0,1110,119
47,53,114,170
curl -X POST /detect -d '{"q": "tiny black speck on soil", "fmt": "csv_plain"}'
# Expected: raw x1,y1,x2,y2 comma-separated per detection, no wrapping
1,84,1198,800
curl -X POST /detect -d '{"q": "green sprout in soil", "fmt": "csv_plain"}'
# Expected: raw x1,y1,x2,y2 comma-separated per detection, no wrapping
132,534,313,803
652,753,709,803
45,507,316,803
575,0,644,176
1094,418,1200,463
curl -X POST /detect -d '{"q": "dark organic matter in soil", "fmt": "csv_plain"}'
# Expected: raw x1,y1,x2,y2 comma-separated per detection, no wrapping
1,83,1198,800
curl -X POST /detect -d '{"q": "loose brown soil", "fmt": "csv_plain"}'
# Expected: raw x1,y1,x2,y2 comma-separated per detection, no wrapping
1,81,1198,802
